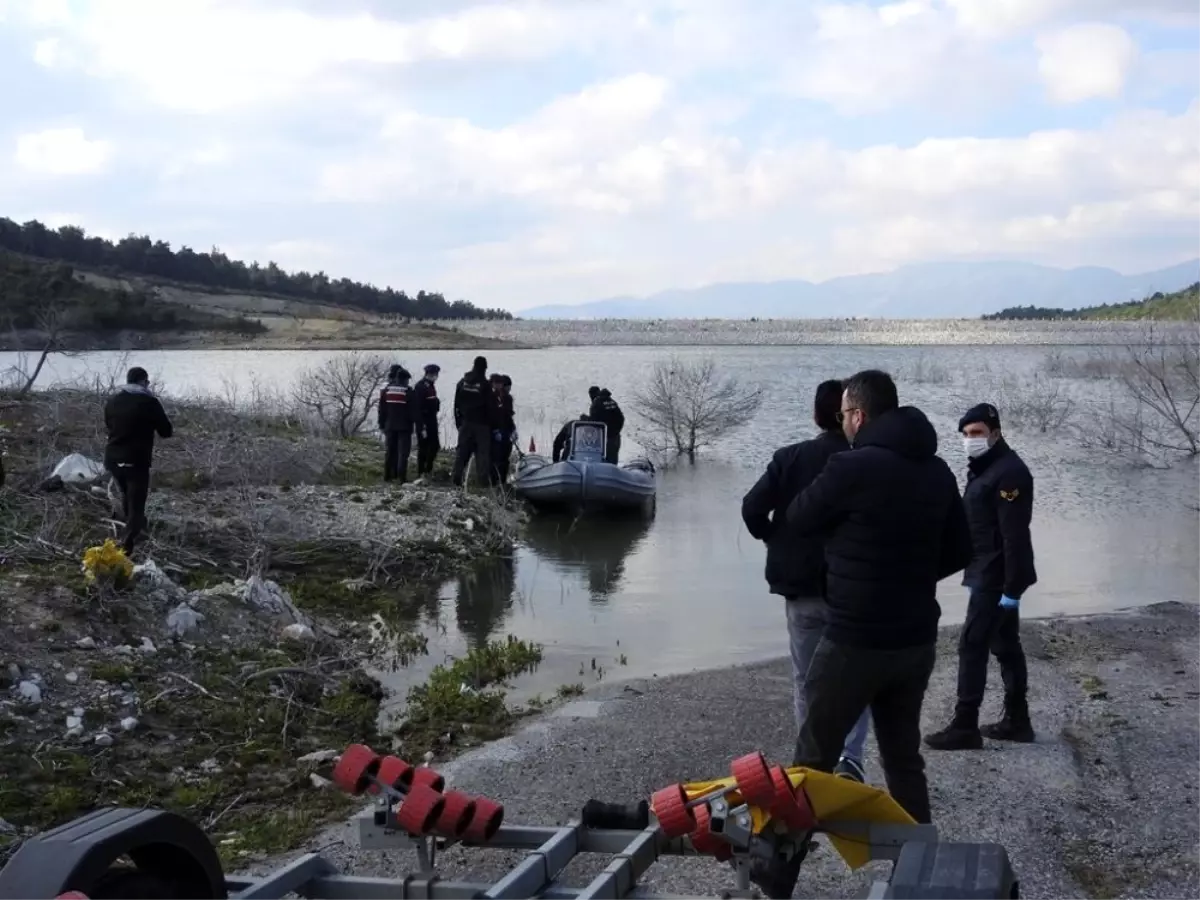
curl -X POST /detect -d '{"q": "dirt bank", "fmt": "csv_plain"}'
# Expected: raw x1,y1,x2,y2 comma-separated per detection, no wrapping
279,601,1199,899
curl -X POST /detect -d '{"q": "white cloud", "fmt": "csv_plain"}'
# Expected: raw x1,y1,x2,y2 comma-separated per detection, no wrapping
948,0,1199,37
1036,23,1138,104
13,127,112,175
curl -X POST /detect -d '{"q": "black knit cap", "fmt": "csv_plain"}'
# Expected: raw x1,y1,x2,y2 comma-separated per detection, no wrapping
958,402,1001,433
424,363,440,374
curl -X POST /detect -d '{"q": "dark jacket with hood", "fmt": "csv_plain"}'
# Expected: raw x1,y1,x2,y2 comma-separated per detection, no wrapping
492,392,515,438
741,429,849,598
962,437,1037,599
787,406,971,649
588,390,625,436
552,417,587,463
104,385,174,470
411,376,440,432
453,365,490,428
378,374,413,433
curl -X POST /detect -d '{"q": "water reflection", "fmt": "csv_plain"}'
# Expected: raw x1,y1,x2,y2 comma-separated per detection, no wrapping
519,514,652,602
453,556,516,647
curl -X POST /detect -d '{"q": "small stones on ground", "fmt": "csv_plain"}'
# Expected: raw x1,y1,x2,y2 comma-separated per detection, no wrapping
310,773,333,790
298,749,339,764
120,716,139,732
166,602,204,638
75,636,96,649
6,663,21,683
16,680,42,705
64,671,79,684
282,623,316,642
463,518,476,531
65,714,83,738
138,637,157,655
94,732,114,747
200,758,221,773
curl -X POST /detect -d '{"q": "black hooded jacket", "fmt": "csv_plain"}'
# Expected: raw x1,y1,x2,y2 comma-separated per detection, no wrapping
104,386,173,469
742,429,849,598
453,367,490,428
588,390,624,436
787,406,971,649
411,376,441,430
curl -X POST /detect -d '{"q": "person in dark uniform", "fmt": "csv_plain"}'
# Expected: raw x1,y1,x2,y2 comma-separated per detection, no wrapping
490,375,516,485
104,366,173,555
378,366,414,483
552,414,590,463
925,403,1037,751
452,356,491,487
588,387,625,463
411,364,441,476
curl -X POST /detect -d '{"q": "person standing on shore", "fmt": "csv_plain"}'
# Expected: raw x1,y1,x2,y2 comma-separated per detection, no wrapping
786,370,970,823
451,356,492,488
412,364,441,477
104,366,173,556
741,379,870,783
925,403,1037,751
490,375,516,485
378,365,414,484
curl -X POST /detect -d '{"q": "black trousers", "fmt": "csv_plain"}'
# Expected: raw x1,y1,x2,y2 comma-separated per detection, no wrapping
416,426,440,475
108,463,150,555
490,438,513,485
604,434,621,464
384,430,412,483
452,423,491,487
794,636,936,825
954,590,1029,724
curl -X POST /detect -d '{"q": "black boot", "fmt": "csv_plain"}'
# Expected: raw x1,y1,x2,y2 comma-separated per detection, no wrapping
924,713,983,751
981,702,1034,743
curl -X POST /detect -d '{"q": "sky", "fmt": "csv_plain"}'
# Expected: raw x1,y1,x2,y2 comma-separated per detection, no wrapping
0,0,1197,312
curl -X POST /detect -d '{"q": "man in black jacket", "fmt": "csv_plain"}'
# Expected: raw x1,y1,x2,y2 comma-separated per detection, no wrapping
412,364,441,476
552,414,589,463
741,379,870,782
104,366,173,555
926,403,1037,751
451,356,492,487
378,366,414,483
786,370,970,827
588,386,625,464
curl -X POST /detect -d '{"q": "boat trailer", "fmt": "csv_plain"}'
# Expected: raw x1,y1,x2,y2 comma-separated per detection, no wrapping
0,744,1019,899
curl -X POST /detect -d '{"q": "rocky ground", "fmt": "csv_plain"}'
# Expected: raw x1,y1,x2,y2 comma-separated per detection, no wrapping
0,387,531,869
270,602,1199,899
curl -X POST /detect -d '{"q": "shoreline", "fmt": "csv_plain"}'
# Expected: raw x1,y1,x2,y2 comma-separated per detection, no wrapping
257,601,1199,899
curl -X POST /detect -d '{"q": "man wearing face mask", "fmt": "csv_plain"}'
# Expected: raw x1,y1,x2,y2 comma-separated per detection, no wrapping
925,403,1037,751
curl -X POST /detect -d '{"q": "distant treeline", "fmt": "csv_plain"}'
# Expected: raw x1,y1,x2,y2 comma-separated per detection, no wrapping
983,282,1200,322
0,252,267,336
0,217,511,321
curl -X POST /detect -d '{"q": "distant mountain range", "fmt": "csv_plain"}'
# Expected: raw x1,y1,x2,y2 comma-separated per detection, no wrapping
519,259,1200,320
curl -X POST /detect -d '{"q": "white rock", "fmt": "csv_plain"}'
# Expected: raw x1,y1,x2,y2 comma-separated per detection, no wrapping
282,623,315,642
114,644,134,655
94,732,114,747
16,681,42,705
75,636,97,650
65,714,83,730
463,518,475,531
166,603,204,638
132,559,170,586
297,749,339,764
309,773,333,790
64,672,79,685
120,716,139,732
137,637,157,655
73,706,84,717
199,758,221,773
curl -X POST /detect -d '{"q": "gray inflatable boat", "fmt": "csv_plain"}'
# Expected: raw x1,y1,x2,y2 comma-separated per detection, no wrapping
513,421,656,514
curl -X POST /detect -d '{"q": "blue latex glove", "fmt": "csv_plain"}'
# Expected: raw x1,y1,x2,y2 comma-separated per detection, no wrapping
999,594,1019,609
492,430,503,442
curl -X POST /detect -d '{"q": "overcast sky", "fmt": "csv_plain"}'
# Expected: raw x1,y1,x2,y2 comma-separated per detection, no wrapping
1,0,1197,311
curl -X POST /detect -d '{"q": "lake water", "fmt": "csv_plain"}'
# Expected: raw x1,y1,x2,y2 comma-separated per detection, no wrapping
4,334,1198,704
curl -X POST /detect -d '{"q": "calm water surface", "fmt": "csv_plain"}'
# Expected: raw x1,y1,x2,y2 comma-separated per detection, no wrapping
6,342,1197,703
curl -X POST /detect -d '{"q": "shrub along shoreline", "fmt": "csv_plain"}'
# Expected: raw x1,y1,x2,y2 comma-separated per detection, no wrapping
0,383,551,868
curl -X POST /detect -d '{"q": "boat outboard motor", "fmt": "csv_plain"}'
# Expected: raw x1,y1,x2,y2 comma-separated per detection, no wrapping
567,420,607,463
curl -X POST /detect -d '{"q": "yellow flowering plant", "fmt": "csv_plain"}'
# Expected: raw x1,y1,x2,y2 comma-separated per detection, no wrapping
81,539,134,589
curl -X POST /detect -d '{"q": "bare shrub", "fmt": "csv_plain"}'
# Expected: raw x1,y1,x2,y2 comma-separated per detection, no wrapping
293,353,390,438
632,355,763,462
1040,348,1121,380
903,355,952,385
992,374,1077,434
2,296,77,397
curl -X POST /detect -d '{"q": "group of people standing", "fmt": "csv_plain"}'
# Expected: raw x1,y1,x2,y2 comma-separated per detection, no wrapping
378,355,518,488
741,369,1036,897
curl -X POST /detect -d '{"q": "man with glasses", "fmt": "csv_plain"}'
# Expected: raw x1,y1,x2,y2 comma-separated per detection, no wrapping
787,370,970,822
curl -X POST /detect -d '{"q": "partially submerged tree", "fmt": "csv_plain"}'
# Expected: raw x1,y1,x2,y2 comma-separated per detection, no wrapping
293,352,390,438
632,355,763,463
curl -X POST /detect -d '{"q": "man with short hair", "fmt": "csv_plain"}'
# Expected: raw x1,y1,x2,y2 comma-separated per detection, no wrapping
588,387,625,464
411,364,441,476
104,366,173,555
786,369,970,825
926,403,1037,751
741,379,870,783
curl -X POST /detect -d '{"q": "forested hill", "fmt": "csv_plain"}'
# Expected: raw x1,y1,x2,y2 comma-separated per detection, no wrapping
983,282,1200,322
0,217,510,321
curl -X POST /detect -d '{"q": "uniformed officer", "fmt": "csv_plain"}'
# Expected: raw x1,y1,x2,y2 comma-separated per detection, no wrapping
378,365,414,483
926,403,1037,751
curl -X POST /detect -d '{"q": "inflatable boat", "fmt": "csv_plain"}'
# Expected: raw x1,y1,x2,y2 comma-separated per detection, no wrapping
513,420,656,515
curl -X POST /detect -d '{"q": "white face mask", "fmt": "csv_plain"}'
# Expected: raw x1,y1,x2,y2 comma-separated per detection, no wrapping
963,436,990,458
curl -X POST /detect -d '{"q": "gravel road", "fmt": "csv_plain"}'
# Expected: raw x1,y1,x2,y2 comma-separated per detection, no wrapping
267,601,1199,898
